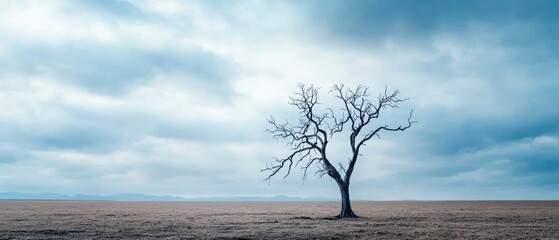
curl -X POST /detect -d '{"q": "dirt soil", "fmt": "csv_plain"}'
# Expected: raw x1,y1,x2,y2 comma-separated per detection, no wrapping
0,200,558,239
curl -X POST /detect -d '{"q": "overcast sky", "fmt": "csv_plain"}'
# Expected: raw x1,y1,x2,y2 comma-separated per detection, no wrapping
1,0,558,200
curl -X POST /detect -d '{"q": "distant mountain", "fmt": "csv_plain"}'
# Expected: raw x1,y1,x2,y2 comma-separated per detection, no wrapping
0,192,337,201
0,192,184,201
187,195,334,201
70,193,186,201
0,192,73,200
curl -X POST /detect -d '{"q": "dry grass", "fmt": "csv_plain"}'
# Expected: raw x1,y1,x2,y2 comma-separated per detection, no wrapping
1,200,558,239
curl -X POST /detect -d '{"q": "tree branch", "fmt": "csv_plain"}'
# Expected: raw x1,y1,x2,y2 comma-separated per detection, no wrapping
264,83,414,188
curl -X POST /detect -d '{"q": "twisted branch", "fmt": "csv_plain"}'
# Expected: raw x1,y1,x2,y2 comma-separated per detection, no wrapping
263,83,415,187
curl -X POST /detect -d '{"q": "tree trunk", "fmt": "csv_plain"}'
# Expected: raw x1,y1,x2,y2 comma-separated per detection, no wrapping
336,183,358,218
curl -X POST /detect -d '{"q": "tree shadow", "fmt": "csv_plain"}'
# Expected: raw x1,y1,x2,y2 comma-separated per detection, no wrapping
290,216,366,221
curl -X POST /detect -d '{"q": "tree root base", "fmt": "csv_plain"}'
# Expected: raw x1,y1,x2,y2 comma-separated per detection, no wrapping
334,212,359,219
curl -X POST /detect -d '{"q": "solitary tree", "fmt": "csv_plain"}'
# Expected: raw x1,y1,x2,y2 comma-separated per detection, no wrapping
263,84,415,218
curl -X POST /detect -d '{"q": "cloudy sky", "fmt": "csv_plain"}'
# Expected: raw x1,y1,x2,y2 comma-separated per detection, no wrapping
1,0,558,200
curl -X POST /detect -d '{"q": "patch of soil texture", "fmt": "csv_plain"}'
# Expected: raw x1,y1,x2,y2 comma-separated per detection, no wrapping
0,201,558,239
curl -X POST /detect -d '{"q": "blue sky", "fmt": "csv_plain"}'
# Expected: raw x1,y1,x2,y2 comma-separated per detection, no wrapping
0,0,558,200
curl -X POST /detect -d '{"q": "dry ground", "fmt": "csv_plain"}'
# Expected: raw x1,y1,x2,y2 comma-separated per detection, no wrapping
0,200,558,239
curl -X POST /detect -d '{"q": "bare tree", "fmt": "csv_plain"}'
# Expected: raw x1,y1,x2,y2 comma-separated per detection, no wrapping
263,84,415,218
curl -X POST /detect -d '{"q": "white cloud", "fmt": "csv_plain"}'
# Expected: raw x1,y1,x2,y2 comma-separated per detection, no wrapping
0,0,557,200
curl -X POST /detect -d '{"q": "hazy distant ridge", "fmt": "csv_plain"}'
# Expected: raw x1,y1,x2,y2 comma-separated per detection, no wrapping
0,192,335,201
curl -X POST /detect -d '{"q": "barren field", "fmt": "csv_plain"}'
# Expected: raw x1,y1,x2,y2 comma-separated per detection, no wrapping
0,201,558,239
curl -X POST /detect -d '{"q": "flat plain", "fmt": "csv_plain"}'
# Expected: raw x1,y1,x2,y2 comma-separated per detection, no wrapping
0,200,558,239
